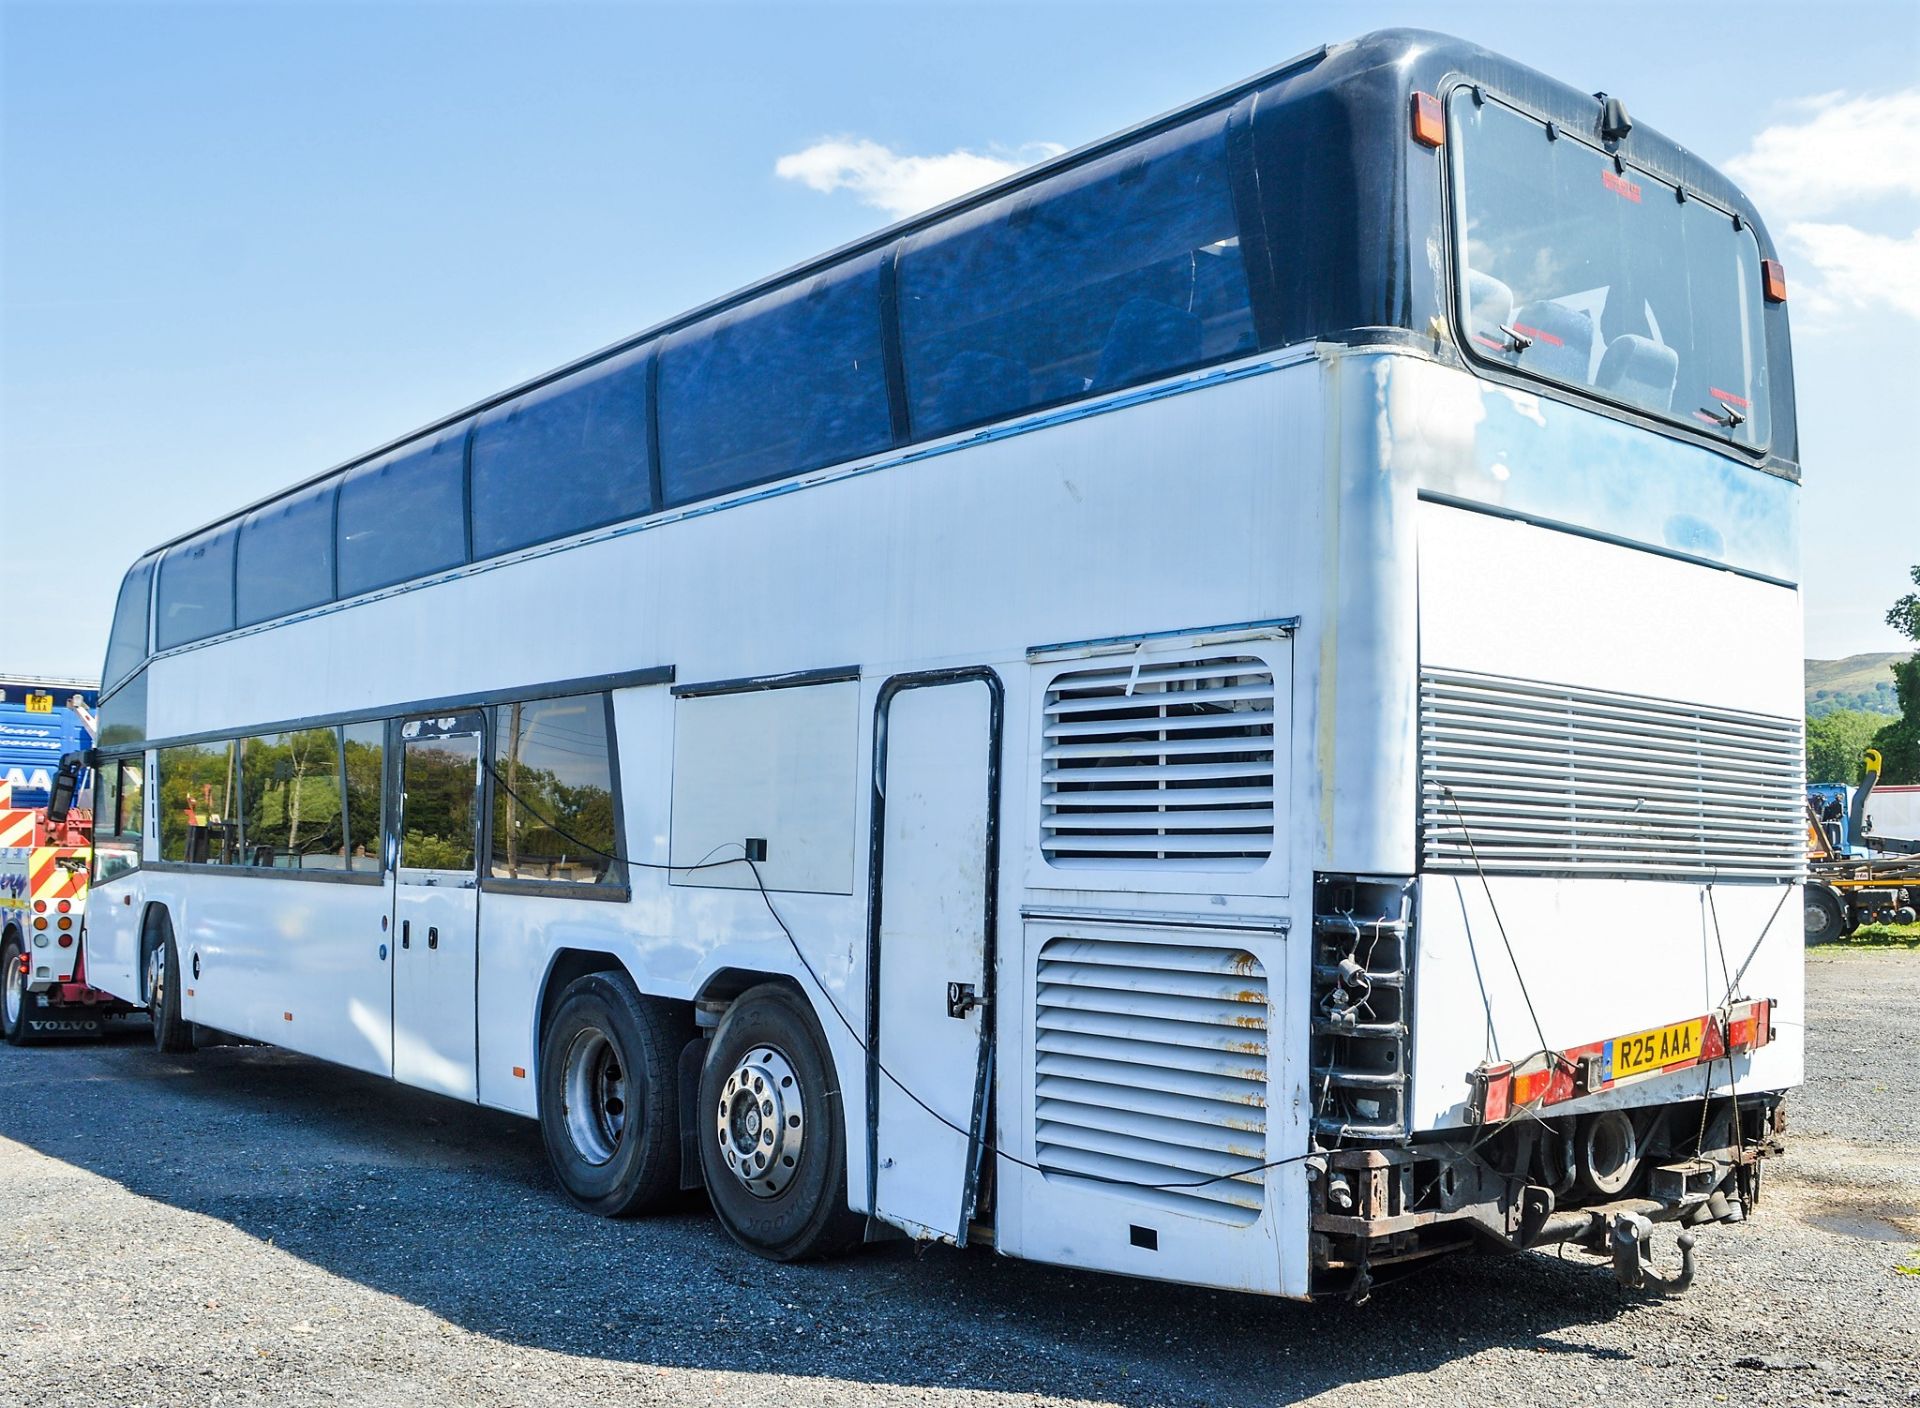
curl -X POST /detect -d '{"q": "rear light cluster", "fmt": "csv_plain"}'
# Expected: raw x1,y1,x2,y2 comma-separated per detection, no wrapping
1470,997,1774,1125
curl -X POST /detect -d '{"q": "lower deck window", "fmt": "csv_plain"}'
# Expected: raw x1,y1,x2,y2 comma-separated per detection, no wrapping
489,693,620,887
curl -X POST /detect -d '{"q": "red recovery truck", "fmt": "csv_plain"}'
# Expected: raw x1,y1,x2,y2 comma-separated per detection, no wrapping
0,686,136,1043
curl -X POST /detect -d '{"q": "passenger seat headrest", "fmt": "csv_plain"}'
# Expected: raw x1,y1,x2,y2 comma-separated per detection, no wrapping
1595,334,1679,413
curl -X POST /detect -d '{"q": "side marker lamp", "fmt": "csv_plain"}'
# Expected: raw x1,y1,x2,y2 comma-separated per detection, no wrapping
1761,258,1787,303
1411,91,1445,148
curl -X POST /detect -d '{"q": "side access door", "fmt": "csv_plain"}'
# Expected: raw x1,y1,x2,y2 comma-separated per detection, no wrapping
391,711,483,1101
867,670,1001,1243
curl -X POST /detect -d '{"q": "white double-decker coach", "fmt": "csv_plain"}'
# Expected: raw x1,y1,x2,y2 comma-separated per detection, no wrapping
83,30,1803,1298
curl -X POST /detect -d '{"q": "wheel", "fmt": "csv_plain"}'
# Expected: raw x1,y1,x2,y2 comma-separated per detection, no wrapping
537,970,686,1217
697,983,864,1262
1803,885,1848,946
144,913,192,1054
2,930,44,1047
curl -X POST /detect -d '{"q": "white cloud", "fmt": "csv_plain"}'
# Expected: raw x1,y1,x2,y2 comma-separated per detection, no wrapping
1783,221,1920,319
1724,90,1920,215
775,137,1064,219
1725,90,1920,321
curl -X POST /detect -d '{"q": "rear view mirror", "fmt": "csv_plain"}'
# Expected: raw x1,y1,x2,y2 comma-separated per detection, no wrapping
46,752,87,823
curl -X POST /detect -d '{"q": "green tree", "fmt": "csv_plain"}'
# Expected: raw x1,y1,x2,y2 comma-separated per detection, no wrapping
1873,565,1920,784
1806,710,1885,784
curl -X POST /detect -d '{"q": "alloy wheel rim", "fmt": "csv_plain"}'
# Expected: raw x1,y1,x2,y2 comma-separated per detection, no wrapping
716,1044,804,1198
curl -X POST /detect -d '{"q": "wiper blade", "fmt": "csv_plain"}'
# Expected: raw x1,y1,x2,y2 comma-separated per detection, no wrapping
1497,323,1534,353
1700,400,1746,429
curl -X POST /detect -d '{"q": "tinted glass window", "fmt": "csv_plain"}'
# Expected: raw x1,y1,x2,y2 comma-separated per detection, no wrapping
237,480,338,626
899,115,1255,438
399,720,480,872
337,430,469,597
1452,93,1770,450
96,668,147,750
156,527,237,649
659,259,892,504
92,757,144,884
342,721,385,871
103,557,155,688
241,728,346,870
489,694,619,886
159,740,238,865
471,346,654,559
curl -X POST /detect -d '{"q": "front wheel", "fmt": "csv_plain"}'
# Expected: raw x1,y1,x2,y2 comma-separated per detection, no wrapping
697,983,864,1262
2,931,43,1046
144,916,192,1053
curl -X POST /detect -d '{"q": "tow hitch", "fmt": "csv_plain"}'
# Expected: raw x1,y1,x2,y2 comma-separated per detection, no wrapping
1610,1211,1696,1294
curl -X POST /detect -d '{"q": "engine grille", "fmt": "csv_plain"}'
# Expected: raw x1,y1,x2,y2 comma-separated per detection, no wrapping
1034,932,1269,1224
1420,668,1803,880
1040,654,1276,871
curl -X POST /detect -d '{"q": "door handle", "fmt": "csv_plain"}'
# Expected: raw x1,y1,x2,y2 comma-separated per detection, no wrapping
401,920,410,949
946,982,985,1019
428,926,439,950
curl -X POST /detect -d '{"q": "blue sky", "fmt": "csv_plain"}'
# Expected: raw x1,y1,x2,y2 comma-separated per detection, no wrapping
3,0,1916,680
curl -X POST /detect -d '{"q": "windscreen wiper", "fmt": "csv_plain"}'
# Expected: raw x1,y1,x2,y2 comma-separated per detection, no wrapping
1700,400,1746,429
1497,323,1534,353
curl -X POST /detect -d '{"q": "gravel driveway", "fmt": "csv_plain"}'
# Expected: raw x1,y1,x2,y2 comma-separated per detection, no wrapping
2,950,1914,1408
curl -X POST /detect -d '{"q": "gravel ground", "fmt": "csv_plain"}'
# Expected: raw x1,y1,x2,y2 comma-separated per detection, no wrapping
1,951,1915,1408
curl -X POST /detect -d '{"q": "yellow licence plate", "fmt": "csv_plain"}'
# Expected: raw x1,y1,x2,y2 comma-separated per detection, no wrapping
1608,1018,1702,1080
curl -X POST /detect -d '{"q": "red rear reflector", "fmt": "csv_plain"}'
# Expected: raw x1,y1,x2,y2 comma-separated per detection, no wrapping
1762,258,1787,302
33,900,46,913
58,934,73,948
1411,91,1445,147
57,900,71,914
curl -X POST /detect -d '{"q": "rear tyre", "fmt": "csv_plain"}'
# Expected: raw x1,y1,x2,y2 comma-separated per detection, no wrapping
144,914,192,1054
2,931,44,1047
697,983,864,1262
537,971,686,1217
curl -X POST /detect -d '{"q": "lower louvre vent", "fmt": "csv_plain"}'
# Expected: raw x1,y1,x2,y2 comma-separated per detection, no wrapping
1035,931,1270,1224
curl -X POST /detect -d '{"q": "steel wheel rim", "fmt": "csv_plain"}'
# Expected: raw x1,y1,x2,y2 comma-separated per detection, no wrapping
146,943,165,1013
3,951,22,1028
716,1044,804,1198
561,1025,627,1166
1805,898,1835,937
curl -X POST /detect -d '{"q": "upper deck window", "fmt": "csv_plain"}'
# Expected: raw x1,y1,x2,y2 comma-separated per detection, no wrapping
156,526,237,650
471,344,655,559
659,259,893,505
898,113,1256,439
337,428,469,597
1450,92,1770,452
237,478,338,627
102,555,155,689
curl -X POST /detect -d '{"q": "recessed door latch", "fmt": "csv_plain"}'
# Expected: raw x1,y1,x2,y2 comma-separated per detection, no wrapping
946,982,985,1020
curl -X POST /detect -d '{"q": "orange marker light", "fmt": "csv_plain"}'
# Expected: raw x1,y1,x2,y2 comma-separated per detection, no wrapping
512,1066,527,1079
1762,258,1787,303
1411,91,1445,147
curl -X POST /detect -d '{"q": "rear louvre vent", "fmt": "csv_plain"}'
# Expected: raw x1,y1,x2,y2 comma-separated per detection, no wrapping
1042,654,1276,870
1035,933,1269,1225
1420,669,1803,880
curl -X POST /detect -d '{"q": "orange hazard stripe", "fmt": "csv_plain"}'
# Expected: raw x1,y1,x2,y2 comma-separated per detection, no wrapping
0,809,37,849
28,848,88,905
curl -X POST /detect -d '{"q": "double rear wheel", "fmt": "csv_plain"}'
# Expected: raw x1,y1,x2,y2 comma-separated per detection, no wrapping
536,973,861,1261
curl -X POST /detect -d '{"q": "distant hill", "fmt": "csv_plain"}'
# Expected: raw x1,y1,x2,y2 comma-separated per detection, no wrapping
1806,653,1905,717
